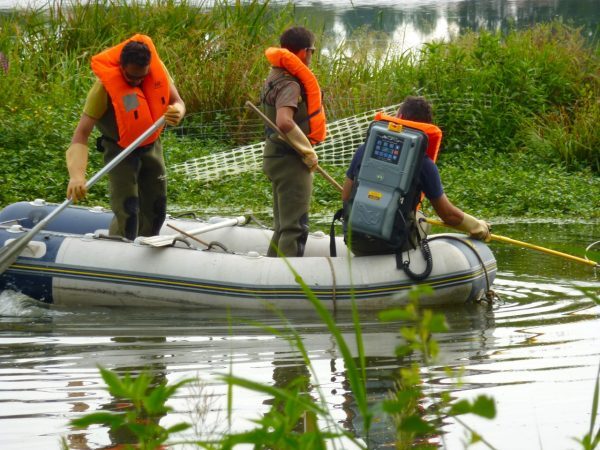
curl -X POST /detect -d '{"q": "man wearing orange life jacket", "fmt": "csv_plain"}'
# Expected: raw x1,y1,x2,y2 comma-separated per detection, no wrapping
342,96,490,256
261,26,326,257
65,34,185,240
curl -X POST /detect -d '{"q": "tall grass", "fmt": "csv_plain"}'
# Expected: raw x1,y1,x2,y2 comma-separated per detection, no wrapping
520,96,600,172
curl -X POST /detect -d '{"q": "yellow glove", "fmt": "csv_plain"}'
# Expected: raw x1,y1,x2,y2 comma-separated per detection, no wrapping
285,124,318,172
66,142,89,202
165,103,185,126
456,213,491,242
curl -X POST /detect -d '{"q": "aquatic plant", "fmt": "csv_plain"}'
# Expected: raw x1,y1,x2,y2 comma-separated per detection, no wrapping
379,287,497,449
69,366,193,450
576,361,600,450
519,96,600,172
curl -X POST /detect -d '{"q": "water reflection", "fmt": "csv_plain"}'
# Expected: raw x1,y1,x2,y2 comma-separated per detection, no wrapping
280,0,600,55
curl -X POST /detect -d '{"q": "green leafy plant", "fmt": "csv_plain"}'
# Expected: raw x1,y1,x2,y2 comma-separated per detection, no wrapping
70,366,193,450
380,287,497,449
212,375,337,450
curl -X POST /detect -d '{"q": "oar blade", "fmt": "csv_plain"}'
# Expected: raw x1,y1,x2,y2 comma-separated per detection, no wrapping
140,236,176,247
139,217,248,248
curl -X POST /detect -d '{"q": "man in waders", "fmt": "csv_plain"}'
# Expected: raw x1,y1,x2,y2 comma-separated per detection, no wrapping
261,26,327,257
342,96,490,256
65,34,186,240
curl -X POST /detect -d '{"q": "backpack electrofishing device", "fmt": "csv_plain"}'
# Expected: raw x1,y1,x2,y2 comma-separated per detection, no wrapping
347,120,428,246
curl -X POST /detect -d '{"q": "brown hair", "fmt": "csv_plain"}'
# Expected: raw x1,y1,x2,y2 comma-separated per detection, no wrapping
120,41,151,67
397,96,433,123
279,26,315,53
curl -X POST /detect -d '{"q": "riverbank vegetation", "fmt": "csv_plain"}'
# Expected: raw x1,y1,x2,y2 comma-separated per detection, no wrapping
0,0,598,223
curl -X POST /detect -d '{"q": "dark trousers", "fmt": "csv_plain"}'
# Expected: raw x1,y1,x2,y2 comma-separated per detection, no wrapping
102,138,167,240
263,148,312,257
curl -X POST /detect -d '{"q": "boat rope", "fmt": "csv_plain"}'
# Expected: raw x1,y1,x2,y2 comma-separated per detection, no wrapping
203,241,232,253
325,256,338,314
172,236,195,248
0,217,26,227
168,211,200,219
428,234,501,304
95,233,132,243
246,214,271,229
585,241,600,268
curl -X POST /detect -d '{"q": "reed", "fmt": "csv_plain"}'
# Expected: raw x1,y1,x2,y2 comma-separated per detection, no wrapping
520,96,600,172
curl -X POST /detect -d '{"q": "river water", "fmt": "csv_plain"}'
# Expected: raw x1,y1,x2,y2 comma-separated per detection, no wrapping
1,0,598,50
1,221,599,449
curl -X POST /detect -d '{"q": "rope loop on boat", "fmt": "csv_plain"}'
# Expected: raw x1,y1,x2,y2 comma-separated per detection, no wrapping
246,214,271,229
203,241,232,253
428,234,501,304
585,240,600,269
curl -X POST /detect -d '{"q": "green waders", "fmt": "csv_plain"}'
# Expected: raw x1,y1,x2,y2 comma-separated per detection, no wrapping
261,70,315,257
263,143,312,257
101,138,167,240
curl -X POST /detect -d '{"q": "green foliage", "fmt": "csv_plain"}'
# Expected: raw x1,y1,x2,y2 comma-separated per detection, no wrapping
519,96,600,172
417,23,600,159
280,260,373,434
70,366,193,450
0,1,598,214
434,151,600,219
214,376,337,450
379,290,498,449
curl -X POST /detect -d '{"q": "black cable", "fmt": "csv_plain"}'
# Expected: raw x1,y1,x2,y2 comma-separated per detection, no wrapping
400,238,433,281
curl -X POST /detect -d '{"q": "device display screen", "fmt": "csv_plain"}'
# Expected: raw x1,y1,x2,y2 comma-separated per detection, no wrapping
371,134,403,164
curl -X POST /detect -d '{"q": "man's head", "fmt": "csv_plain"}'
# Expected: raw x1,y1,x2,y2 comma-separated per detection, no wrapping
280,26,316,65
119,41,151,86
397,96,433,123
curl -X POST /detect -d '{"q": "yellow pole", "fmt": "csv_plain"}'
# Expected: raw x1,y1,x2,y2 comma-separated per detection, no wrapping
426,218,599,268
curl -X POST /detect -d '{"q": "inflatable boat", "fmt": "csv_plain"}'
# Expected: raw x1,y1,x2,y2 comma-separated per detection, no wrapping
0,200,497,311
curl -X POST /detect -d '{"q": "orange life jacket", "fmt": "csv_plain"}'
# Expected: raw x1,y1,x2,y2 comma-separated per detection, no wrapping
264,47,326,144
91,34,169,148
373,112,442,162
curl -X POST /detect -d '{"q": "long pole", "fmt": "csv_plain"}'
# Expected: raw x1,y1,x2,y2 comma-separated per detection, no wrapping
0,116,166,274
245,101,343,192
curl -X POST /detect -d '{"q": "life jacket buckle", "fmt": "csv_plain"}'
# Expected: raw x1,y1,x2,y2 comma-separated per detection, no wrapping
388,122,403,132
